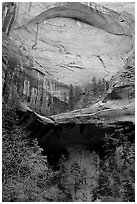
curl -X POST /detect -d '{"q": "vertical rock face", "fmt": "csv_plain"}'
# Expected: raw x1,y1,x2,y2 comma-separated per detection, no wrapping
2,32,70,116
2,2,135,117
2,2,135,143
2,3,135,201
9,2,134,85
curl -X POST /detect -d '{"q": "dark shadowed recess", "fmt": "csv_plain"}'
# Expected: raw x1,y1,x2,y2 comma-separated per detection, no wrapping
17,110,135,169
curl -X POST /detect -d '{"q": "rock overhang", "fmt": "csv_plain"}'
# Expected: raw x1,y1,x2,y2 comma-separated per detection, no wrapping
21,2,134,36
17,99,134,156
2,2,135,162
3,33,135,156
10,2,134,85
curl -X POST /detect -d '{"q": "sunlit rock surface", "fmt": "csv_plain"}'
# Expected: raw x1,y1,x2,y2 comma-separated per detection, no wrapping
10,2,134,85
2,32,70,116
2,2,135,159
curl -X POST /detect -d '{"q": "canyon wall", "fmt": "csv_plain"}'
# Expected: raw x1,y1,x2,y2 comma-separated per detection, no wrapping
2,4,135,200
2,2,135,117
8,2,135,85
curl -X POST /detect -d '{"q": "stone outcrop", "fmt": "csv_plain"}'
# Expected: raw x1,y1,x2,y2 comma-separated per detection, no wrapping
2,2,135,166
2,3,135,200
6,2,134,86
2,32,70,116
3,3,135,159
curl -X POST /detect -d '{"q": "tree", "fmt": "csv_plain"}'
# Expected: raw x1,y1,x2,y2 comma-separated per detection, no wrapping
93,132,135,202
68,84,74,110
2,96,71,202
72,85,83,108
92,77,98,96
98,79,103,94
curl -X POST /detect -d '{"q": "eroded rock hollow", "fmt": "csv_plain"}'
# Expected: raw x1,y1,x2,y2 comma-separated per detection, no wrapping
2,2,135,201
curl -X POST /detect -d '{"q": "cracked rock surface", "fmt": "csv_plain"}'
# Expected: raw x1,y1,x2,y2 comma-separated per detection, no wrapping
10,2,134,85
2,2,135,154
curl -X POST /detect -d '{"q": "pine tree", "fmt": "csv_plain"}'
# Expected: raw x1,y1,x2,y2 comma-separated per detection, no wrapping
92,77,98,96
68,84,74,110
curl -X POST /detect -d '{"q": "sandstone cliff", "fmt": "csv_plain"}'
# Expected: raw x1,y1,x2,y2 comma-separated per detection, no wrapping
2,2,135,156
7,2,135,85
3,2,135,115
2,3,135,202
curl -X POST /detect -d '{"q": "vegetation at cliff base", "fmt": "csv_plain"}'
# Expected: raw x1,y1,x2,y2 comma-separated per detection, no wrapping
68,77,109,110
2,98,72,202
2,97,135,202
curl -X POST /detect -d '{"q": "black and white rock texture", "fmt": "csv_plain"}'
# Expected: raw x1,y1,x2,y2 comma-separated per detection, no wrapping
9,2,134,85
2,2,135,158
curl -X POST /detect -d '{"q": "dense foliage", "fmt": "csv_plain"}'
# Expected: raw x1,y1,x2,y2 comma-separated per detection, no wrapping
59,135,135,202
68,77,109,111
2,98,72,202
2,96,134,202
93,133,135,202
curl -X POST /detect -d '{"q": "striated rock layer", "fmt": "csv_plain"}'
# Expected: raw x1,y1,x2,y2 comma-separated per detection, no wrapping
10,2,134,85
2,2,135,164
